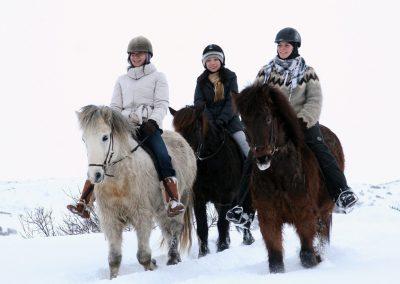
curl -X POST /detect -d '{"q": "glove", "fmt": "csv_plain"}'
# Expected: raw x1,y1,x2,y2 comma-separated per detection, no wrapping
215,119,225,129
140,119,158,136
297,118,308,131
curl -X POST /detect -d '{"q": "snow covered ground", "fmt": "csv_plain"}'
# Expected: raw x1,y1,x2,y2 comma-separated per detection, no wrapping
1,178,400,283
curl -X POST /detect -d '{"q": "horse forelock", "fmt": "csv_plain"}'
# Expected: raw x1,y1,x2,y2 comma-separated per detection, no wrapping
235,84,269,117
78,105,136,148
237,84,304,146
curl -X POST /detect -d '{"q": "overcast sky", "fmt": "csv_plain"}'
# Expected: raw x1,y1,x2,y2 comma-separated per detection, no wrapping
0,0,399,183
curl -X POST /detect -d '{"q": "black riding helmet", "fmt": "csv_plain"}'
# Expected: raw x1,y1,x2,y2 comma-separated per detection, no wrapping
275,27,301,59
275,27,301,47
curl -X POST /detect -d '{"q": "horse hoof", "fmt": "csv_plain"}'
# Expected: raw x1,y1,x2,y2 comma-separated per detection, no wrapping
144,259,157,271
243,230,255,245
269,263,285,273
300,250,318,268
167,253,181,265
216,242,229,252
167,258,179,265
109,273,117,280
198,244,210,258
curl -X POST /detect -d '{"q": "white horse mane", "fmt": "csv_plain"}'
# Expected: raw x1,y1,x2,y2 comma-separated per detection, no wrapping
77,105,138,150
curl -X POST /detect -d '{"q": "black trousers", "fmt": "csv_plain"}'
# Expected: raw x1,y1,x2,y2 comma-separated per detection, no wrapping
304,122,349,199
236,154,255,217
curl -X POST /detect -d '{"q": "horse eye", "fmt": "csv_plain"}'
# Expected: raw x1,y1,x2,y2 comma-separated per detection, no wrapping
266,118,272,124
102,135,109,142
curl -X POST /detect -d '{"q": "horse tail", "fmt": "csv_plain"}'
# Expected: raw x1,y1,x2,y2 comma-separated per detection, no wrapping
180,196,193,252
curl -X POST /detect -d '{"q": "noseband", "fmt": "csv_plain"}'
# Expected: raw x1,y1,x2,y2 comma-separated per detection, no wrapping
88,130,149,178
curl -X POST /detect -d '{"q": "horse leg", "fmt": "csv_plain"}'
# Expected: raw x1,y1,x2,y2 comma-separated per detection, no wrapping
216,205,230,252
194,199,209,257
103,221,124,279
295,217,319,268
136,221,157,271
242,227,255,245
258,210,284,273
242,194,255,245
315,213,332,263
158,217,183,265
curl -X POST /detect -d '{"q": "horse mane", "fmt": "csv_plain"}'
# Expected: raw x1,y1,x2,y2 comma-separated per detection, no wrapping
173,105,210,136
172,106,197,131
77,105,136,145
235,83,304,146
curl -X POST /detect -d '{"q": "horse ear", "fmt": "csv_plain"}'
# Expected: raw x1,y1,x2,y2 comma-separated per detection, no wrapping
169,107,177,116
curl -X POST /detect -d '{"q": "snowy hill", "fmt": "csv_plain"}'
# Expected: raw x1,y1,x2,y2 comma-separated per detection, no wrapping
1,178,400,283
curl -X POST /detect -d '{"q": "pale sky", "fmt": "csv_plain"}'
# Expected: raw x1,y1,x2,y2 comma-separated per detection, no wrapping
0,0,399,183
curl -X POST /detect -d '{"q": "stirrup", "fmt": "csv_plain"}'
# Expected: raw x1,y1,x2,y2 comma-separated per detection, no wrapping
167,200,184,217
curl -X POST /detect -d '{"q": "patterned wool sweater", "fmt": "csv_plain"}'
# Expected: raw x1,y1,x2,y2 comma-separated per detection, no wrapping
255,66,322,128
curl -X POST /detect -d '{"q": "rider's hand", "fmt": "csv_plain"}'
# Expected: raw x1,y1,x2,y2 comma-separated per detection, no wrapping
141,119,158,136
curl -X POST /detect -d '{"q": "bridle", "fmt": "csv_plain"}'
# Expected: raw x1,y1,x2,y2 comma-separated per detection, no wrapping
194,119,226,161
88,129,149,177
250,118,279,157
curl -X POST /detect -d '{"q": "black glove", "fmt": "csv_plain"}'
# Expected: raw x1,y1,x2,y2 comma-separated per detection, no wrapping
297,118,307,131
140,119,158,136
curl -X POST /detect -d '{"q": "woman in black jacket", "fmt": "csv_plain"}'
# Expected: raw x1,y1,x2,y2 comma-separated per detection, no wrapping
194,44,254,228
194,44,249,156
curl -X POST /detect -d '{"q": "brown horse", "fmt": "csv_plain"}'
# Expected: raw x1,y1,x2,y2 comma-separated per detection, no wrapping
232,84,342,273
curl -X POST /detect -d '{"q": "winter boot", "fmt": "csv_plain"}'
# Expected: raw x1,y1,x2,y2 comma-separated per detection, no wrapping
226,206,254,229
162,177,185,217
334,188,358,214
67,180,94,219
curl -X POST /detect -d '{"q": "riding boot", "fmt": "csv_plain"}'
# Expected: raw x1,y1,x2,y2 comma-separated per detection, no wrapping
162,177,185,217
67,180,94,219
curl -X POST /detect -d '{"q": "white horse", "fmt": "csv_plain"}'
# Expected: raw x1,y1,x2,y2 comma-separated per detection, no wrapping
77,105,196,279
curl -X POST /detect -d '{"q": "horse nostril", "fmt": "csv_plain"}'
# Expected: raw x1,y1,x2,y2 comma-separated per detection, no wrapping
95,172,102,181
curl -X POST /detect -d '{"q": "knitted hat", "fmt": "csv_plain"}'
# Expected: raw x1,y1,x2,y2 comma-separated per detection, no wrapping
202,44,225,67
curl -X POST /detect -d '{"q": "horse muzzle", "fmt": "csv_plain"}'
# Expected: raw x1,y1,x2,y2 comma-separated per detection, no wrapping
88,167,105,184
255,155,271,171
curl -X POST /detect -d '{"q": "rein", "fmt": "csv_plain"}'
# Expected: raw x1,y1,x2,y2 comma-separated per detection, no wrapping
195,120,226,161
88,131,149,177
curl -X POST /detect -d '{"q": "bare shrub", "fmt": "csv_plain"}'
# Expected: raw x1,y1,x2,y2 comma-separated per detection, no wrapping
19,207,57,238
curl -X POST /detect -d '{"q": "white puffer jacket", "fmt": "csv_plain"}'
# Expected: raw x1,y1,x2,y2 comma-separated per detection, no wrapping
110,63,169,128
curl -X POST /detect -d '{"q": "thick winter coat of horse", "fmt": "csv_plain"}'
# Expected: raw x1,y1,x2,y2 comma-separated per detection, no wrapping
170,106,254,257
77,105,196,279
233,84,340,273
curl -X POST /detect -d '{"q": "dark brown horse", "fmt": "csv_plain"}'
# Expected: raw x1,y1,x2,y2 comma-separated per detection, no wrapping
233,84,342,273
170,105,255,257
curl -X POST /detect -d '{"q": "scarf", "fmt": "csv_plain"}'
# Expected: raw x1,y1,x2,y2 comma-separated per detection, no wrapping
262,56,308,93
208,72,225,102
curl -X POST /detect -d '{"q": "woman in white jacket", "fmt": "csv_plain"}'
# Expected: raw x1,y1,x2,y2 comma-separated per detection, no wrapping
67,36,184,218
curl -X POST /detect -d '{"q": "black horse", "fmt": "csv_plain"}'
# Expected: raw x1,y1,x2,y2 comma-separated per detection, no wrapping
170,106,254,257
